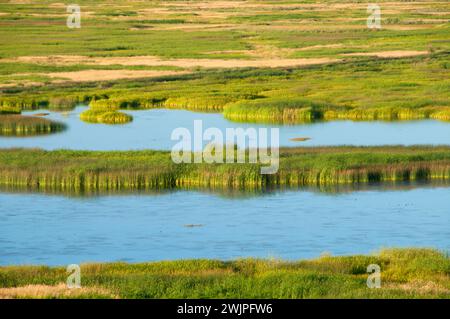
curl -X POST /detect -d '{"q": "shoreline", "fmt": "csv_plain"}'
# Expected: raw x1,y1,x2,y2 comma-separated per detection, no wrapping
0,248,448,299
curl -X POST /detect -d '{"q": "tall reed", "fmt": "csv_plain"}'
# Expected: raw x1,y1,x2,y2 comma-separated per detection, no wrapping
79,109,132,124
0,115,66,136
223,98,450,124
1,147,449,192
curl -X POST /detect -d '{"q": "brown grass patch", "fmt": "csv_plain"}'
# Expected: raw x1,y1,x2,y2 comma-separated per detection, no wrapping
0,283,117,299
147,23,238,32
297,44,344,51
386,280,450,295
250,24,365,31
0,80,44,88
45,69,190,82
9,55,340,70
342,50,429,58
5,55,89,65
383,25,437,31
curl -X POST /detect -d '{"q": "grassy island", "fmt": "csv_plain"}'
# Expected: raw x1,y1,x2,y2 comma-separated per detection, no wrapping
0,146,449,192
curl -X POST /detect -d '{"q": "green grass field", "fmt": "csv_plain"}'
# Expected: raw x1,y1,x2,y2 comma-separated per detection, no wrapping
0,0,449,123
0,248,448,298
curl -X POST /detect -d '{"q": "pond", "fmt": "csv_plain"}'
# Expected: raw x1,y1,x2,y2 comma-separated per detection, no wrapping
1,107,449,265
0,106,449,150
1,186,449,265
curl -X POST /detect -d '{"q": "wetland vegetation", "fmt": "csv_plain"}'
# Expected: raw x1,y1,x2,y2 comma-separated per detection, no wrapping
79,108,132,124
0,1,449,124
1,146,450,192
0,0,449,299
0,115,66,136
0,248,448,298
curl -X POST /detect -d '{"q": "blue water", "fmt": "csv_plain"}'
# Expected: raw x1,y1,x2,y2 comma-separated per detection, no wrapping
0,106,449,150
0,188,449,266
0,107,449,265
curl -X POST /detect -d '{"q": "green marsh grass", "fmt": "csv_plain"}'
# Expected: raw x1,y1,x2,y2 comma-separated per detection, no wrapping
0,115,66,136
0,248,448,299
79,108,132,124
0,105,21,115
2,53,449,124
1,146,450,192
224,99,450,124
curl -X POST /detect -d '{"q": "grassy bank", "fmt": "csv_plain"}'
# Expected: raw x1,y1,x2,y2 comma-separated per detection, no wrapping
0,248,448,299
0,146,450,192
223,97,450,124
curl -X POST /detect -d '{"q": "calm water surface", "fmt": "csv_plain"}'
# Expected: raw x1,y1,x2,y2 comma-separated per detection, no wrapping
1,188,449,265
1,107,449,265
0,106,449,150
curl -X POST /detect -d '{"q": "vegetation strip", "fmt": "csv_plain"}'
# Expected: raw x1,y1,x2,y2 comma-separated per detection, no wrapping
0,115,66,136
1,53,449,125
1,146,450,191
1,248,448,298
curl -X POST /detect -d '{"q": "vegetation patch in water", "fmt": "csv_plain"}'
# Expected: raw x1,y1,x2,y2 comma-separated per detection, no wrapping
0,146,450,192
0,106,21,115
223,98,450,124
0,115,66,136
0,248,448,299
79,108,132,124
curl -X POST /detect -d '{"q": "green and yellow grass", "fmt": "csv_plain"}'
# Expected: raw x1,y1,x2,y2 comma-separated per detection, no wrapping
0,115,66,136
0,248,448,299
0,146,450,192
79,108,132,124
0,1,449,124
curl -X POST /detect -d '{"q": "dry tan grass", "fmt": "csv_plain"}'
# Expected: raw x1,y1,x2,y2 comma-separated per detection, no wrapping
297,44,344,51
48,2,66,8
6,0,33,4
8,55,340,70
249,24,366,31
0,283,117,299
383,24,438,30
144,23,238,32
44,69,189,82
5,55,90,65
342,50,429,58
386,280,450,295
0,81,44,88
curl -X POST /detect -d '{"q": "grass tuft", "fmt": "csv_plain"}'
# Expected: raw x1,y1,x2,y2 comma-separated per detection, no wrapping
0,115,66,136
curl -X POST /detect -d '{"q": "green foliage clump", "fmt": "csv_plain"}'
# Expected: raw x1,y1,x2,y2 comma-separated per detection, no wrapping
79,108,132,124
0,115,66,136
223,97,343,123
0,105,21,115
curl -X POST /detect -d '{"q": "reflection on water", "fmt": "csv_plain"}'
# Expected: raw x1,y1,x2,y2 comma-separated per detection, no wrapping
0,106,449,150
0,180,449,199
0,187,449,265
